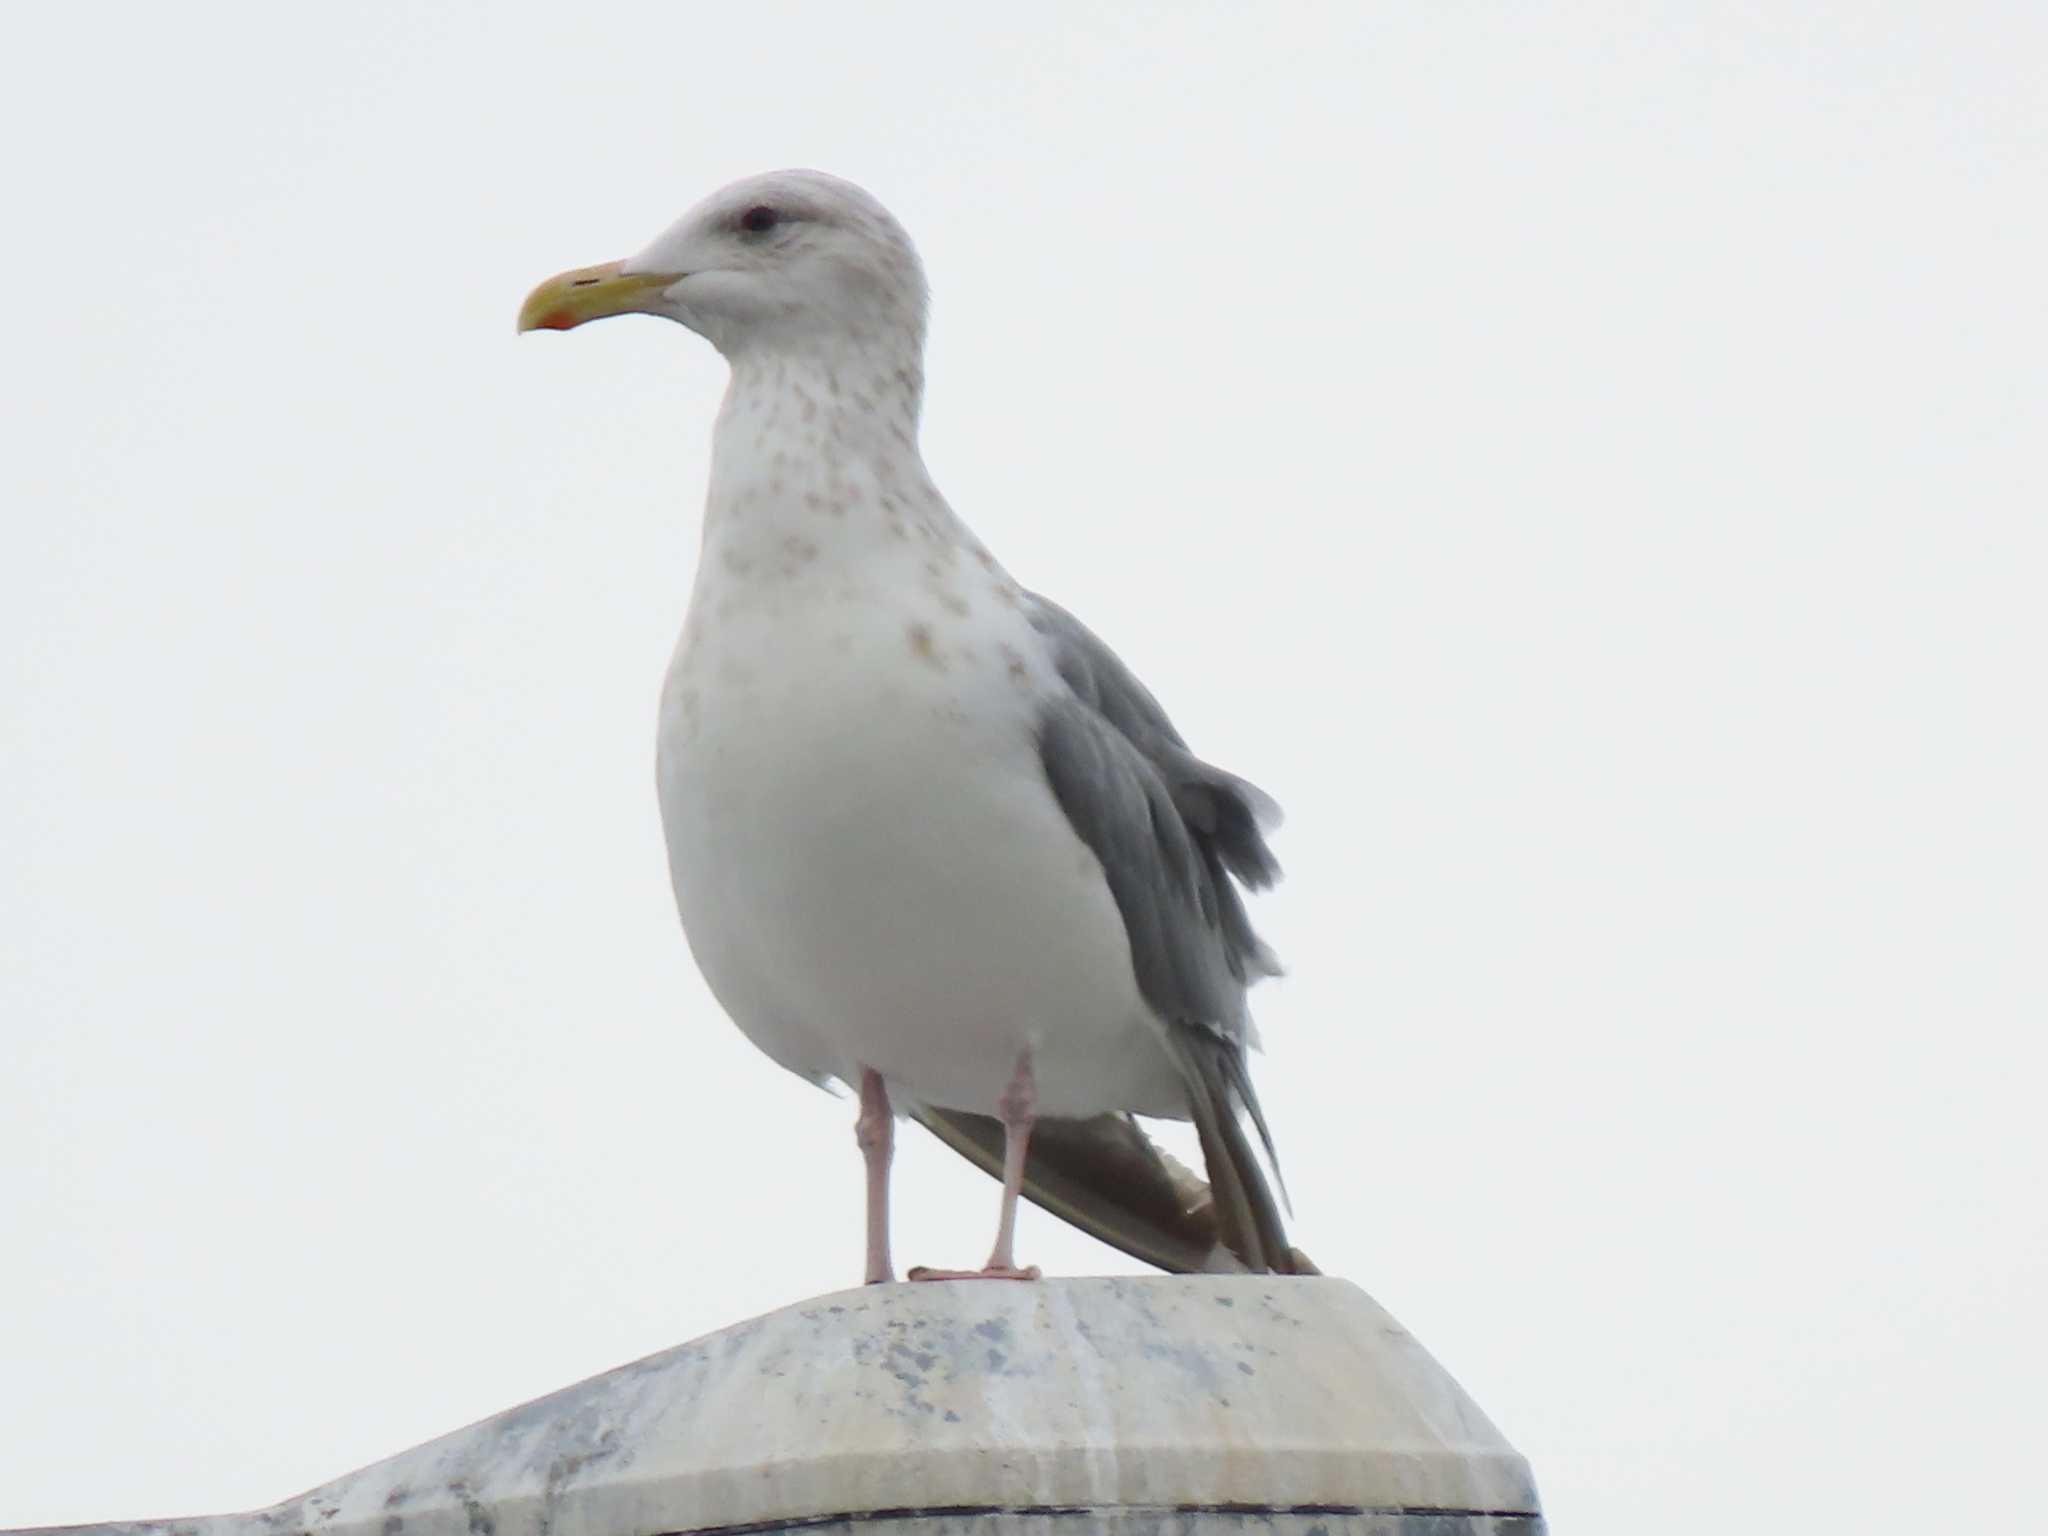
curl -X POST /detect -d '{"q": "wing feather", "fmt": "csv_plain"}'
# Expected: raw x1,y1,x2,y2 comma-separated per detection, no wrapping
1024,594,1298,1268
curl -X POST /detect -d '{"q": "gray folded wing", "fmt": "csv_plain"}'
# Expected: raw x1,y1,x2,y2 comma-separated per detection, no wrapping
1007,593,1301,1273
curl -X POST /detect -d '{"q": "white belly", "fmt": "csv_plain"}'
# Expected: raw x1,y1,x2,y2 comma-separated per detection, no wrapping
655,569,1185,1121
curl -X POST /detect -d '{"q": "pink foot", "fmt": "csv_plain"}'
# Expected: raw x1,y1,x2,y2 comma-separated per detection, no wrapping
905,1263,1042,1282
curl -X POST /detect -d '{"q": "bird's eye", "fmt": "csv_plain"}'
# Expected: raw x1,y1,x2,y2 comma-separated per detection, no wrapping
739,205,782,235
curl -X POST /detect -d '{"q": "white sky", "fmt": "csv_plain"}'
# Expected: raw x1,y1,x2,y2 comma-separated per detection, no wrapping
3,4,2042,1533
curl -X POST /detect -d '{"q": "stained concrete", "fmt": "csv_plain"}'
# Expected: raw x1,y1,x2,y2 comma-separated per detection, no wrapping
10,1276,1543,1536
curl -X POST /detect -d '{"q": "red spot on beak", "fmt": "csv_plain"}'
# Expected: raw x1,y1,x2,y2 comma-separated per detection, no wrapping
535,308,577,331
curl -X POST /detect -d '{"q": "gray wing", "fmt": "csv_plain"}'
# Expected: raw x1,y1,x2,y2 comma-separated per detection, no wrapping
1029,594,1281,1019
1023,593,1299,1271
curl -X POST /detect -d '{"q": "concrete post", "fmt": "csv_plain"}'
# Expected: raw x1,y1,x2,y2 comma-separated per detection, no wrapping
9,1277,1544,1536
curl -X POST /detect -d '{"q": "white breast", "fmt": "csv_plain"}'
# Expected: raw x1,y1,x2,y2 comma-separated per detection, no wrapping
656,532,1186,1122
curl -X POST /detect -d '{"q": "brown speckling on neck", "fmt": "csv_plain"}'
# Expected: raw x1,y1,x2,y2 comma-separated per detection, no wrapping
906,621,946,670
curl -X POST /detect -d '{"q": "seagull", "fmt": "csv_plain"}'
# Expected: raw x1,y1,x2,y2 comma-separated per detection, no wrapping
519,171,1308,1281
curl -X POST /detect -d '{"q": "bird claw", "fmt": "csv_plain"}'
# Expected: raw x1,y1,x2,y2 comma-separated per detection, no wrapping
905,1263,1042,1282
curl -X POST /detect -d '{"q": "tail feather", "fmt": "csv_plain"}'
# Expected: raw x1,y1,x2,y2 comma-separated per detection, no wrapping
1216,1035,1290,1214
1161,1026,1292,1273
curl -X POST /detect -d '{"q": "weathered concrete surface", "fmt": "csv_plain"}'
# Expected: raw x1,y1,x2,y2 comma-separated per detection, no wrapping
11,1276,1543,1536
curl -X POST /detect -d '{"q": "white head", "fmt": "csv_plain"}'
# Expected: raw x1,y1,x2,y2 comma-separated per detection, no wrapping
518,170,928,363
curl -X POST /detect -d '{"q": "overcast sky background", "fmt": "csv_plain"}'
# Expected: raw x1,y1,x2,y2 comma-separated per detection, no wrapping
3,4,2042,1533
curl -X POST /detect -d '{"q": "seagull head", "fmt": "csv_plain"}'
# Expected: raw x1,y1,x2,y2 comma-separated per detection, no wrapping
518,170,928,361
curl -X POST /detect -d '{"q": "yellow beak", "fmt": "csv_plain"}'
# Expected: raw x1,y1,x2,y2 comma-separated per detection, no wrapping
517,261,678,333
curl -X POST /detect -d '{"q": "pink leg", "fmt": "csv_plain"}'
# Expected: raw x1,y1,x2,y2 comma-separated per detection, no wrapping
909,1050,1042,1282
856,1068,894,1285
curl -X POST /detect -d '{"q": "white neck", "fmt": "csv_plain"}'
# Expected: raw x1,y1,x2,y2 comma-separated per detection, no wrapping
696,340,956,576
